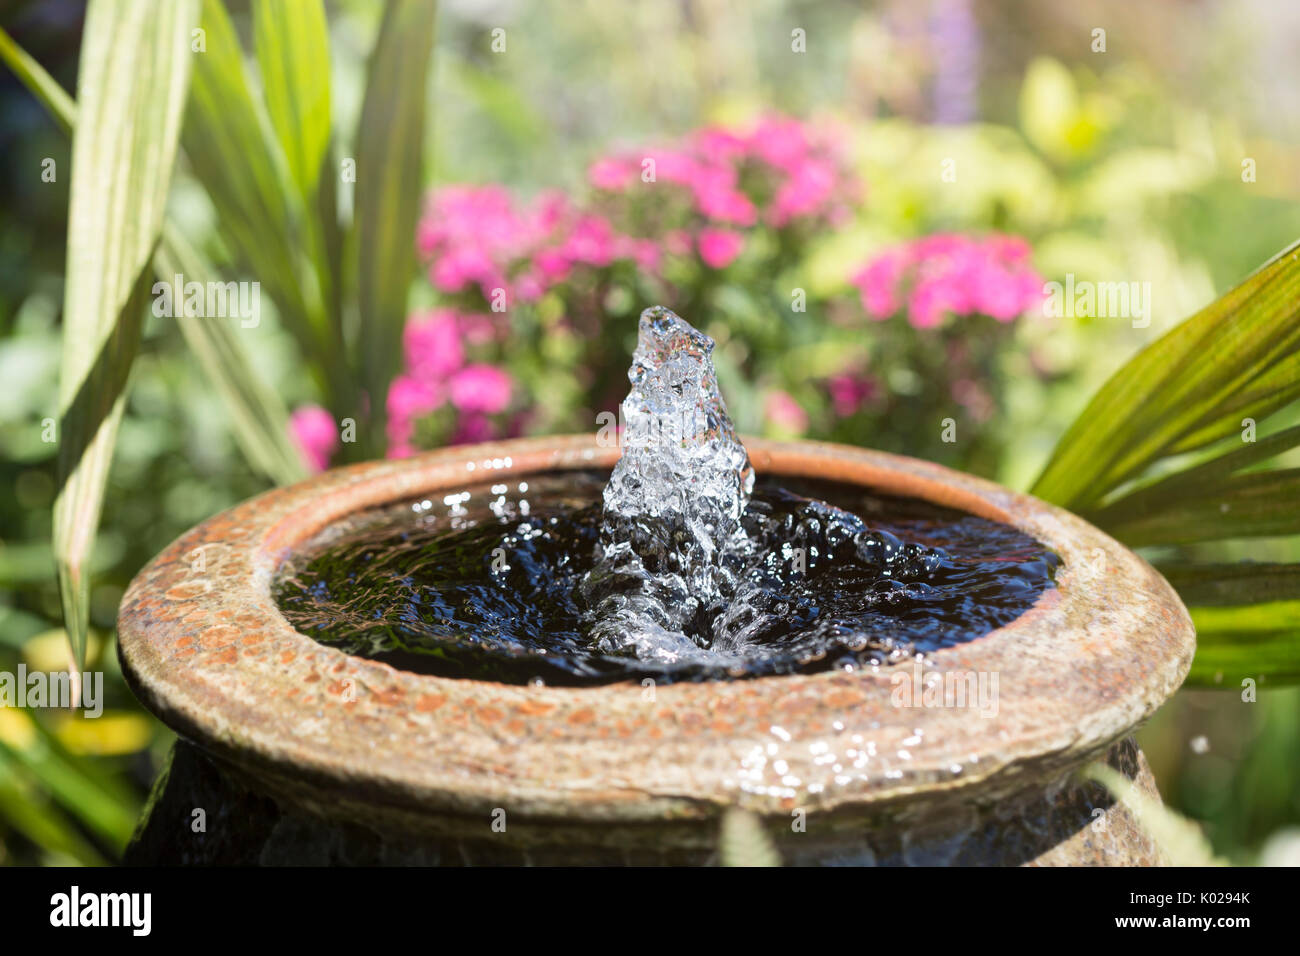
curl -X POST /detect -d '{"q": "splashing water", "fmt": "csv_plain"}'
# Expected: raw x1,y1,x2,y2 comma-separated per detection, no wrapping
579,306,756,664
579,306,950,668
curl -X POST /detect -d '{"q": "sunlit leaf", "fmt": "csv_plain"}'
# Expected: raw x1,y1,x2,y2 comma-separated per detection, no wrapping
0,750,106,865
54,0,197,671
1185,601,1300,686
185,0,325,355
1,21,304,489
1091,469,1300,547
1033,240,1300,512
0,718,139,851
253,0,331,200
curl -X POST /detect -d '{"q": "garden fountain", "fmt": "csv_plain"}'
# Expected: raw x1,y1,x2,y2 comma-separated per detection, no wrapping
119,307,1194,865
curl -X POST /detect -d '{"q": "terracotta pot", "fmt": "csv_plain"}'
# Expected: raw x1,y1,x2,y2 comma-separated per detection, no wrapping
118,435,1194,865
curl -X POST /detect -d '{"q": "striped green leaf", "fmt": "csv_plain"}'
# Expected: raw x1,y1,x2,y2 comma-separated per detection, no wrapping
356,0,438,449
1091,469,1300,547
1033,241,1300,511
54,0,197,671
1,22,305,490
1160,562,1300,606
1186,602,1300,686
186,0,322,349
253,0,331,201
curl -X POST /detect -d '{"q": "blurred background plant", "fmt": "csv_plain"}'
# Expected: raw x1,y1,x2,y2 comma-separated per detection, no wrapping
2,0,1300,865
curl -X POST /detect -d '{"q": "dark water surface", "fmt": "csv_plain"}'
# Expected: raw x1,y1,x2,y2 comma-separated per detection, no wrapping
273,470,1058,685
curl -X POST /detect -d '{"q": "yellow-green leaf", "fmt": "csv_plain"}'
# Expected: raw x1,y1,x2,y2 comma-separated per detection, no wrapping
54,0,197,671
253,0,331,200
1033,240,1300,511
1,22,304,490
0,25,74,133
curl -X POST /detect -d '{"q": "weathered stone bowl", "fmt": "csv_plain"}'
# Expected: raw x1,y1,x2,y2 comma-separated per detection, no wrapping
118,435,1195,865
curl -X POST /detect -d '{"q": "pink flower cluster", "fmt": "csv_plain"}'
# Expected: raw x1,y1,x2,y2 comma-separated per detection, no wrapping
417,186,658,305
589,115,858,232
385,309,514,458
852,234,1044,329
415,115,858,309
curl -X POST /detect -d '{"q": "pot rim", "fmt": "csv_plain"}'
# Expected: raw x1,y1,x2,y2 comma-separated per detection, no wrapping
118,435,1194,821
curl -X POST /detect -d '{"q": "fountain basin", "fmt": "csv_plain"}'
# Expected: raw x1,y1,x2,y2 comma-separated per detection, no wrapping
118,435,1195,865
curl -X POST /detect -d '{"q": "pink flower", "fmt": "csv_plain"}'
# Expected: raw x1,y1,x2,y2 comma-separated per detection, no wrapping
560,215,618,267
588,157,637,191
387,374,443,422
690,164,757,225
449,413,495,446
532,247,572,284
828,373,876,417
691,126,749,164
403,309,465,379
288,405,338,473
449,365,513,415
648,149,703,186
854,250,909,319
852,233,1044,329
770,157,837,226
764,390,808,434
664,230,693,256
747,115,813,174
698,229,745,269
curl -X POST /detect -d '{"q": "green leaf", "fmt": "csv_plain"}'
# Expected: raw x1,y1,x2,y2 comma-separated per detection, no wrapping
186,0,353,416
252,0,341,349
157,228,307,485
1186,602,1300,686
1099,423,1300,518
1160,562,1300,606
719,807,782,867
0,716,140,853
356,0,438,450
185,0,320,345
0,19,304,489
54,0,197,671
1032,240,1300,511
252,0,331,201
1091,468,1300,547
0,25,75,133
0,751,107,865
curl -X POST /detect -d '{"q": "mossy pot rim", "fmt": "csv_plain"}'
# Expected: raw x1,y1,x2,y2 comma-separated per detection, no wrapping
117,434,1195,823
